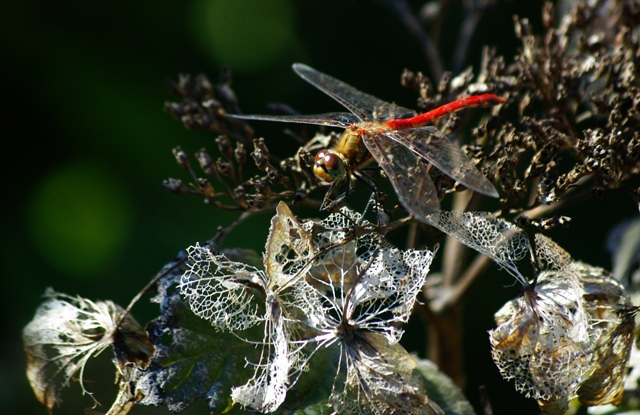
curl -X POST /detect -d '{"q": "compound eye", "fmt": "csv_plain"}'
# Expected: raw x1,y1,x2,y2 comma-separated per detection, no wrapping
322,153,341,171
313,150,346,183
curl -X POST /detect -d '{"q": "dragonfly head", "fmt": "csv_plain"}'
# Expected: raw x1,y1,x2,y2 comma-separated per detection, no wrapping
313,150,347,183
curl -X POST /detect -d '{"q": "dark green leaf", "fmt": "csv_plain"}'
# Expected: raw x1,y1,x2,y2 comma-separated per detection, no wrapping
416,359,477,415
137,282,263,413
137,259,340,414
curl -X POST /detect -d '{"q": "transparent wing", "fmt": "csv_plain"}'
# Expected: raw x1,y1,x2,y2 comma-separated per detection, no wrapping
293,63,416,122
227,112,360,128
385,127,499,198
363,132,441,218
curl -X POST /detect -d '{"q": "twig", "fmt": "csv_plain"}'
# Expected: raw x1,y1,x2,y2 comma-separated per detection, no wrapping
434,253,493,313
519,184,594,219
442,189,483,286
372,0,444,80
452,0,486,74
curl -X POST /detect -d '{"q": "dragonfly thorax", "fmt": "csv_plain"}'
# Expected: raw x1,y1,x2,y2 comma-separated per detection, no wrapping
313,127,375,185
313,149,348,183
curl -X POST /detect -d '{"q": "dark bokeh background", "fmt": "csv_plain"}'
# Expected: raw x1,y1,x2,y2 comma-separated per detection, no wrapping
4,1,637,414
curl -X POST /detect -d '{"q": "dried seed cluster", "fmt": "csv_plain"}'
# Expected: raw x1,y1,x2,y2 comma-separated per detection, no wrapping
399,1,640,216
164,71,327,211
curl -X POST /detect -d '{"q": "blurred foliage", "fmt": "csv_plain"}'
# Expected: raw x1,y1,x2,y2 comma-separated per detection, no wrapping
190,0,300,71
28,161,134,277
6,1,640,415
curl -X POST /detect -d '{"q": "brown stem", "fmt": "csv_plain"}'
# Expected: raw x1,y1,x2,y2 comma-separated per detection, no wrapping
442,190,483,286
520,185,592,219
423,253,492,388
434,253,493,313
423,300,466,387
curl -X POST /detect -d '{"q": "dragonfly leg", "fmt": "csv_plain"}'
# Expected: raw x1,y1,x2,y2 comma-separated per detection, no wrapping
353,171,391,226
320,178,349,211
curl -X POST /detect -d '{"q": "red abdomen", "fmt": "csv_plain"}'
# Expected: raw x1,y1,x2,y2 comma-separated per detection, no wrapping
385,94,505,130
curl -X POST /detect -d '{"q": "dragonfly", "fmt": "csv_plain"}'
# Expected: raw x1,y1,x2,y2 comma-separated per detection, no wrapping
231,63,503,222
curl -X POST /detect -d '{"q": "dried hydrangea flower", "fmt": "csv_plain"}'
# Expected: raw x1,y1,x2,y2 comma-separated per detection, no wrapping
23,289,152,411
179,201,319,412
488,235,593,413
295,209,442,414
575,263,637,406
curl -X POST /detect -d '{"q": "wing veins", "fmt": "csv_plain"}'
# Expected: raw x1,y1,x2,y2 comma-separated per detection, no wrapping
293,63,415,122
363,132,440,220
385,127,498,197
228,112,360,128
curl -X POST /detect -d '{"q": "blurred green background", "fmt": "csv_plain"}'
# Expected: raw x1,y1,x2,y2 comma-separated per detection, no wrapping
3,1,637,414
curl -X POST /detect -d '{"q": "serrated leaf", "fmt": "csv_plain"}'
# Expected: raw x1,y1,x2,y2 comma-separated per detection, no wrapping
415,359,476,415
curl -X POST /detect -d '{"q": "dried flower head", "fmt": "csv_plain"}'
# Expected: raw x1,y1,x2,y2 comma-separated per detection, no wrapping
576,263,637,406
294,208,441,414
488,235,593,413
179,202,318,412
23,289,152,411
489,234,637,414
